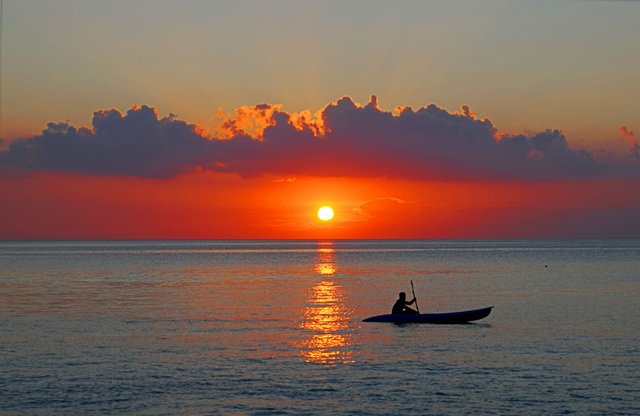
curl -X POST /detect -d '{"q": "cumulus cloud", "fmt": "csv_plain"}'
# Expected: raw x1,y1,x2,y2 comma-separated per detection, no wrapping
0,106,215,178
1,96,639,180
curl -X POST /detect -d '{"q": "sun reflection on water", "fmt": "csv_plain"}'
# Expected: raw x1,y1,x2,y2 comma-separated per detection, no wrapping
296,243,356,365
315,242,337,276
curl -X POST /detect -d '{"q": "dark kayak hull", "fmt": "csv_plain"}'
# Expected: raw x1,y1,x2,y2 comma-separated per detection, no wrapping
362,306,493,324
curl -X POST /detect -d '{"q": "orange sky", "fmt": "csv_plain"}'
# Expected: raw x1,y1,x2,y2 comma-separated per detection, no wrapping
1,96,639,239
2,171,638,239
2,2,639,239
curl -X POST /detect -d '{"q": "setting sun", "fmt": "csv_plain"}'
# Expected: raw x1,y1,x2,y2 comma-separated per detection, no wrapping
317,206,335,222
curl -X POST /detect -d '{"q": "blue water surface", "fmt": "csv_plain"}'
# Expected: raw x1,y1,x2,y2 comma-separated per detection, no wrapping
1,240,639,415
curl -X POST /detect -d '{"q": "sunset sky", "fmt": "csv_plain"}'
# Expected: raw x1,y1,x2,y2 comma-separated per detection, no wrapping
1,0,639,239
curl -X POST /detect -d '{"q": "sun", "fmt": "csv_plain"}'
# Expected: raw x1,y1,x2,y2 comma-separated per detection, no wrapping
317,206,335,222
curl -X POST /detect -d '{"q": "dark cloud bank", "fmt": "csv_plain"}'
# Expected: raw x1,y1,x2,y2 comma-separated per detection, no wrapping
1,97,638,180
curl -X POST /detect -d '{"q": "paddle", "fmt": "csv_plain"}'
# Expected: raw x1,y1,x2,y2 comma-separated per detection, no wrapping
410,280,420,314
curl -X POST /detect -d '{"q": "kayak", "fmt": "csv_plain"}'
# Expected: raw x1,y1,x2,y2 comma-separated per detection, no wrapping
362,306,493,324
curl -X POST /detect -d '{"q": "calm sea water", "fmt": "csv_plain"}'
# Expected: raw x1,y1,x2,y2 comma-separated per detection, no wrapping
1,240,639,415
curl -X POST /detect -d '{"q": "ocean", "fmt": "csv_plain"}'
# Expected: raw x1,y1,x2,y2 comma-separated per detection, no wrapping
1,240,639,415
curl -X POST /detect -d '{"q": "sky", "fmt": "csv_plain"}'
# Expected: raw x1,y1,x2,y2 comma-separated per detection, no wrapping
1,0,639,239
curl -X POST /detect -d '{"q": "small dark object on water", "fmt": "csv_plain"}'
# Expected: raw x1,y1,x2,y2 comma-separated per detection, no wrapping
363,306,494,324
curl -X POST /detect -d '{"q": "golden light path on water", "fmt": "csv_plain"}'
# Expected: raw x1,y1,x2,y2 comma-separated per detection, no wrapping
296,242,355,365
314,242,337,276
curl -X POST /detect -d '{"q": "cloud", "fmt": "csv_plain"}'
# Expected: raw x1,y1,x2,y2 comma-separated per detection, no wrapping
619,126,639,160
0,105,216,178
1,96,639,180
356,197,411,220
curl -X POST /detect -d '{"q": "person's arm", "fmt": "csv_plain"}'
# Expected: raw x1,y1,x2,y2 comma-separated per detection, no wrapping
407,297,416,305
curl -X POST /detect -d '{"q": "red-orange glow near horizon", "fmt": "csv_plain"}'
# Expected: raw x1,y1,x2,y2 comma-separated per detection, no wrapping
1,171,639,239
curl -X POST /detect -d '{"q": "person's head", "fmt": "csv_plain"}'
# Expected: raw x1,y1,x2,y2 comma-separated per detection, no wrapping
399,292,406,300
